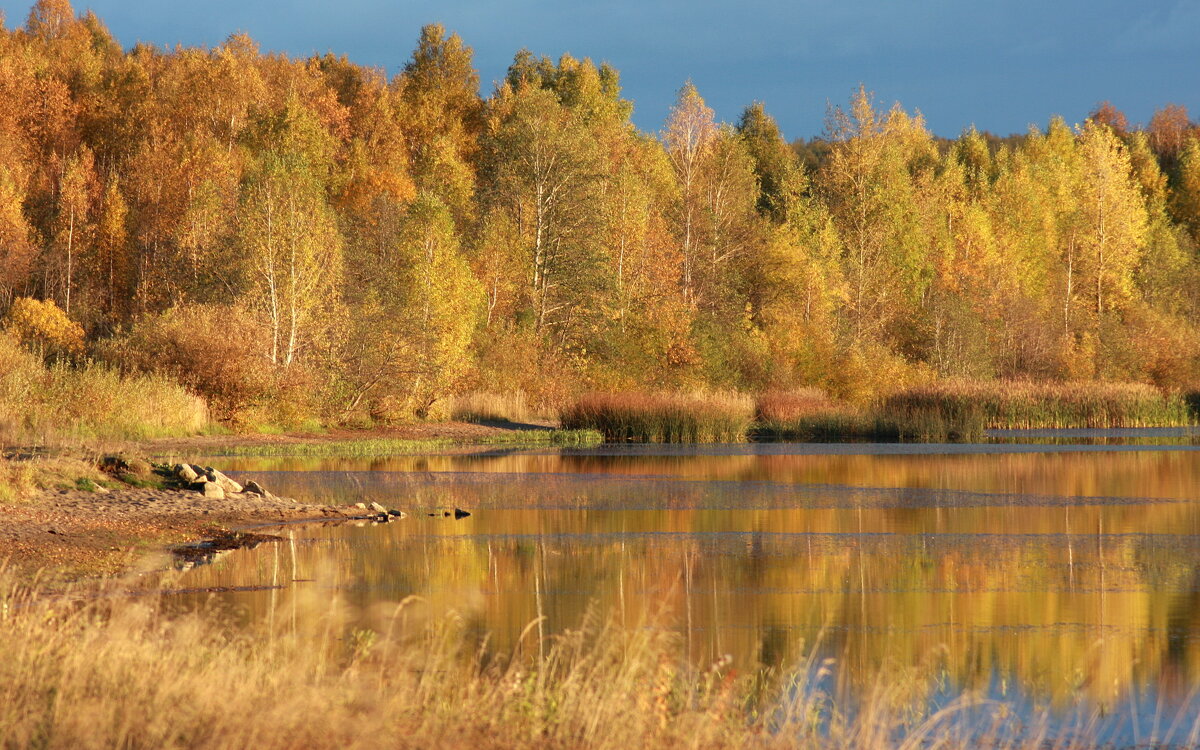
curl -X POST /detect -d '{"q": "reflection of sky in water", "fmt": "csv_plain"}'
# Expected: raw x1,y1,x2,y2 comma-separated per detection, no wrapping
163,441,1200,742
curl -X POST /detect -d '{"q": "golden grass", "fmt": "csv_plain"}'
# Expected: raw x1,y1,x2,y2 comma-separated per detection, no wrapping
562,392,755,442
0,572,1191,749
449,390,549,424
0,333,210,445
0,576,757,749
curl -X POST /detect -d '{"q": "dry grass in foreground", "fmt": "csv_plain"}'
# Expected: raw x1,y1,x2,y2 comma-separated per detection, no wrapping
2,573,1197,749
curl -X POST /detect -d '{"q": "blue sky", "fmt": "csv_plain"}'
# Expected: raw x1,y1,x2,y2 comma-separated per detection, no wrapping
2,0,1197,140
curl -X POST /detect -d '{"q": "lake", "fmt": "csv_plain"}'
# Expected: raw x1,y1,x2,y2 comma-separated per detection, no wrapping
161,438,1200,744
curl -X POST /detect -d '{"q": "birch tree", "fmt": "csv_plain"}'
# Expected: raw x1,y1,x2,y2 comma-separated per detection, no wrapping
239,100,342,368
483,82,604,335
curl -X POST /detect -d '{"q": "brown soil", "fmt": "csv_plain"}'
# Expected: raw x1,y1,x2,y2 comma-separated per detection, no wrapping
1,479,364,585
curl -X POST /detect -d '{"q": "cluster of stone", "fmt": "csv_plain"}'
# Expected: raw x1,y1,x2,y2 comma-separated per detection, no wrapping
173,464,275,502
352,501,406,522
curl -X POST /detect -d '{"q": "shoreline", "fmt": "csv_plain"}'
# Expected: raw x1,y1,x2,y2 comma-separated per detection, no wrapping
139,420,563,456
1,421,546,584
9,418,1199,585
1,467,370,585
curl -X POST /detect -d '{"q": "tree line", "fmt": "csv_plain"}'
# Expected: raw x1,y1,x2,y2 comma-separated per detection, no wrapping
2,0,1200,425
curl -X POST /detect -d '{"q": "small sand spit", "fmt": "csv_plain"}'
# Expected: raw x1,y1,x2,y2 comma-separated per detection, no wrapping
0,465,359,583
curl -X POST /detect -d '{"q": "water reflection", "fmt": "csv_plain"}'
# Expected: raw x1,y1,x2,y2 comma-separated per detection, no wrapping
165,444,1200,728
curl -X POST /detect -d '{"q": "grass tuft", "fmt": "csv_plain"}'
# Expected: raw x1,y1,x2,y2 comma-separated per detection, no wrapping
0,455,108,504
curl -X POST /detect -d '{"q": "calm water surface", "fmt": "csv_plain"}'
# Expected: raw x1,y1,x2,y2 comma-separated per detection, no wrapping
165,441,1200,743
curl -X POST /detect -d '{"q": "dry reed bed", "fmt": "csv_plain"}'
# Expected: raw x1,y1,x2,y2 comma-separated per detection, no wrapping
881,380,1194,440
566,383,1198,443
753,389,880,441
1,575,1193,749
562,392,755,443
450,390,550,424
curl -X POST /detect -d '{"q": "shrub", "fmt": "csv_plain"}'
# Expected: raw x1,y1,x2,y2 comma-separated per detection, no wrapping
107,303,275,424
2,297,84,358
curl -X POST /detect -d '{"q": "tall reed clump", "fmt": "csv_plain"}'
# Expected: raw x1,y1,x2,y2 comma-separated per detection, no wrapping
562,392,754,442
880,380,1194,440
753,388,885,440
0,333,209,443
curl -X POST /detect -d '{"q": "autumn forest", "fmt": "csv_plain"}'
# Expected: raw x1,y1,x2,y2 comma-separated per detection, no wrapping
3,0,1200,429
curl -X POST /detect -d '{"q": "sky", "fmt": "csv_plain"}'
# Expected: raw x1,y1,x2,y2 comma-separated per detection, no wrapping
2,0,1197,141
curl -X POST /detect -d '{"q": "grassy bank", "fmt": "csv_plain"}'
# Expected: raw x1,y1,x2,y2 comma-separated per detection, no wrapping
1,574,1168,750
4,326,1196,451
0,329,598,454
197,429,604,458
0,334,210,445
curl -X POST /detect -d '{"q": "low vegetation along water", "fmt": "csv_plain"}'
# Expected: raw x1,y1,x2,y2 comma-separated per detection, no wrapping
159,435,1200,746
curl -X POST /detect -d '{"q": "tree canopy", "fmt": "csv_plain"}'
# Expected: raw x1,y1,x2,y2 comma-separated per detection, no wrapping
2,1,1200,424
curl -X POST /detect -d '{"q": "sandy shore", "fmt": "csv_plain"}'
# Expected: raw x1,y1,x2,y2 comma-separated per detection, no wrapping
1,422,547,584
1,474,363,584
